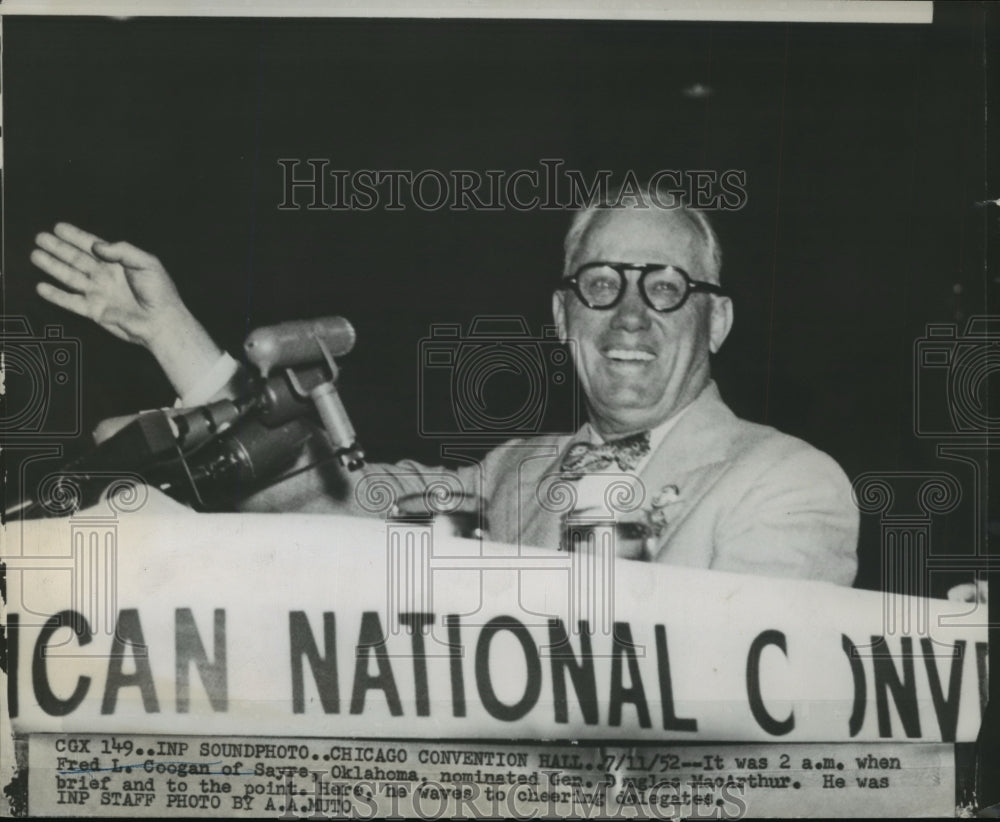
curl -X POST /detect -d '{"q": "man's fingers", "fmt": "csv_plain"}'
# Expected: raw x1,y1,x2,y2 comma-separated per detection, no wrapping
29,248,94,292
35,281,93,318
91,240,159,269
35,231,103,276
52,222,107,254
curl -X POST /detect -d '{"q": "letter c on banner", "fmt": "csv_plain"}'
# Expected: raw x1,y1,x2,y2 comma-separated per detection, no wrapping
33,610,92,716
746,629,794,736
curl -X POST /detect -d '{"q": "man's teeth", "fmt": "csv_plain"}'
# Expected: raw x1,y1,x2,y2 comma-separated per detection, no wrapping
606,349,655,361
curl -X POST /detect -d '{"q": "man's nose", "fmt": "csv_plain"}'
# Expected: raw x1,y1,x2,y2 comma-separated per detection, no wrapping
610,280,651,331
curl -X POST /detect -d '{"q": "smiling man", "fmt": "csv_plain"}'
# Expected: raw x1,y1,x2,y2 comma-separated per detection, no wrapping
30,190,858,584
537,197,857,582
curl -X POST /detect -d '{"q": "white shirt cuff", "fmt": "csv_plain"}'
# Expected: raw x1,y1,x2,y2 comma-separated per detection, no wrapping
174,352,241,408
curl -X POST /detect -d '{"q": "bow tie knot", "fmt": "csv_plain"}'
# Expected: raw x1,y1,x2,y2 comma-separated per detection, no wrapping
560,430,651,478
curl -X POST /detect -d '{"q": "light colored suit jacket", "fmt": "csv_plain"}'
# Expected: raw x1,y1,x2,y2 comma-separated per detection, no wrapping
332,381,858,586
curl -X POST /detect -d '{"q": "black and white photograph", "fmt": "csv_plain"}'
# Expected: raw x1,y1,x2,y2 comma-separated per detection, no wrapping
1,1,996,818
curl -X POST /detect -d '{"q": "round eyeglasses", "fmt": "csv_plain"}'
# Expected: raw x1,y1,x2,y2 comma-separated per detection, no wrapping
558,262,724,313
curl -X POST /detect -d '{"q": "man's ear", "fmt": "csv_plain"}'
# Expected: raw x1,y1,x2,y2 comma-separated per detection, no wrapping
709,295,733,354
552,290,568,342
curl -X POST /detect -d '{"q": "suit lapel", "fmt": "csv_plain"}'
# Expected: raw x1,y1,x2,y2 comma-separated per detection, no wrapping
639,381,737,488
636,382,739,557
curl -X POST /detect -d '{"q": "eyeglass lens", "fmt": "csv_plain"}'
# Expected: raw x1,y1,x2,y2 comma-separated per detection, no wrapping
577,265,687,311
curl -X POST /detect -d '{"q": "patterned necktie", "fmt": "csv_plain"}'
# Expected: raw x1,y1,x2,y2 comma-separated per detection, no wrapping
559,430,651,479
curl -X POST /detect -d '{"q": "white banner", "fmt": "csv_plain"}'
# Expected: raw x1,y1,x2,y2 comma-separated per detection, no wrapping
2,489,988,743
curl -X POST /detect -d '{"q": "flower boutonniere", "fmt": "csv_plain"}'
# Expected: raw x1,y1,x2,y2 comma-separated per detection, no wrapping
644,484,681,538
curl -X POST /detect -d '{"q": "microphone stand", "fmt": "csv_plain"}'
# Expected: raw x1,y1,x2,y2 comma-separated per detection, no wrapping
284,335,366,471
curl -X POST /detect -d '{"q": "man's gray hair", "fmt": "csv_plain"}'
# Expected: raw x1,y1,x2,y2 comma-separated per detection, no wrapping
562,185,723,282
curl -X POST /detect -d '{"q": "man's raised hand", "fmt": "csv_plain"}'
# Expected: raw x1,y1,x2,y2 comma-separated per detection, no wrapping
30,222,225,400
31,222,185,347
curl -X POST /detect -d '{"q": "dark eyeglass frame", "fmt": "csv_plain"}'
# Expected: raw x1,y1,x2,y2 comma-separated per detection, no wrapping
558,261,725,313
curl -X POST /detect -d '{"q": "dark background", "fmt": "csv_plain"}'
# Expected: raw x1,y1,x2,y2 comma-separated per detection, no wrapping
4,5,996,594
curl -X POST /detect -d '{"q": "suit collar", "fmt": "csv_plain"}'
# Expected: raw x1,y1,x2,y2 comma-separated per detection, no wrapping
556,379,738,493
555,379,737,468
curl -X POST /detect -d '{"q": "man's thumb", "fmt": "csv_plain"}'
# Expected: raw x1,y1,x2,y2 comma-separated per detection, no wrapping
91,240,158,268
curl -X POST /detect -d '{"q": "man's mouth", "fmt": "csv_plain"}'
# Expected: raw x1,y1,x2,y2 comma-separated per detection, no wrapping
603,347,656,363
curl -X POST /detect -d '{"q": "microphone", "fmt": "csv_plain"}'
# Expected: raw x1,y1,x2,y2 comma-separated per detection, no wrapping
5,336,348,518
169,399,243,450
170,366,334,500
244,316,366,471
184,417,315,499
5,409,219,519
244,316,355,376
